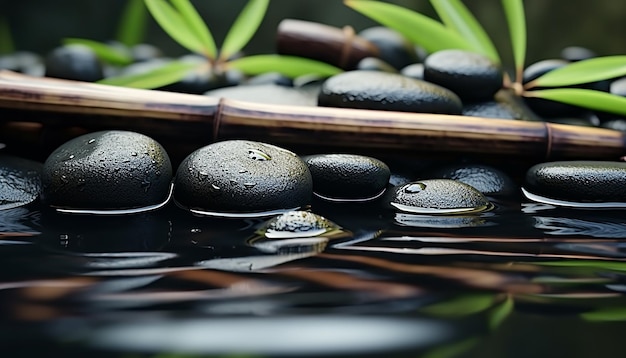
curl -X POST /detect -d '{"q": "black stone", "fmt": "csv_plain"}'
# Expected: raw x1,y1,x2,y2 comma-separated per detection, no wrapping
174,140,312,217
318,70,462,114
524,161,626,204
44,44,104,82
0,155,43,210
303,154,390,201
358,26,418,70
423,49,503,102
42,130,173,212
426,163,517,197
400,63,424,81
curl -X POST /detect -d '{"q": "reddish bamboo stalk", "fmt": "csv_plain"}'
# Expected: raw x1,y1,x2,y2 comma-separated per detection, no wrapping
0,70,624,160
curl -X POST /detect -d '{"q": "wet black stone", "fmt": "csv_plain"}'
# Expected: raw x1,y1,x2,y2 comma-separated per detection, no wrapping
42,130,173,211
0,155,43,210
462,101,522,120
423,49,503,102
387,179,491,214
205,83,317,106
358,26,418,70
426,163,517,197
524,161,626,203
303,154,390,201
318,70,462,114
44,44,104,82
174,140,312,216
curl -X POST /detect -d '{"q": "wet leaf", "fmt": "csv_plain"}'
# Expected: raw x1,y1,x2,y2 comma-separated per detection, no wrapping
430,0,500,63
502,0,526,81
170,0,217,59
0,16,14,54
116,0,148,47
227,55,342,78
219,0,270,61
581,306,626,322
525,88,626,117
420,293,495,318
344,0,473,54
528,55,626,88
63,38,133,66
144,0,207,55
98,60,198,89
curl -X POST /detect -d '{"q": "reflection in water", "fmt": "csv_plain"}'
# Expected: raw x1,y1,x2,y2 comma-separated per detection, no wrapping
534,216,626,238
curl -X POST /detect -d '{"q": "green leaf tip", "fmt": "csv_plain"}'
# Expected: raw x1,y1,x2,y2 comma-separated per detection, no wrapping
63,38,133,66
170,0,217,59
430,0,500,63
526,88,626,117
98,60,199,89
529,55,626,88
502,0,527,82
116,0,148,47
345,0,474,54
219,0,270,62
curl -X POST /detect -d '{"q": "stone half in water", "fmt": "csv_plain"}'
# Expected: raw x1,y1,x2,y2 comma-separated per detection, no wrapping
387,179,493,215
174,140,313,218
256,211,345,239
42,130,173,215
0,155,43,210
523,161,626,208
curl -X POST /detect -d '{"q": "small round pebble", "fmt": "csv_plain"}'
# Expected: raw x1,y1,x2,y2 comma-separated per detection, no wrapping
387,179,492,214
303,154,390,201
0,155,43,210
427,163,517,197
174,140,312,217
523,161,626,207
45,44,104,82
318,70,462,114
423,49,503,102
258,211,341,239
42,130,173,213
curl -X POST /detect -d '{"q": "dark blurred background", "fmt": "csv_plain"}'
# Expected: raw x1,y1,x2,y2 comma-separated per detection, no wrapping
3,0,626,66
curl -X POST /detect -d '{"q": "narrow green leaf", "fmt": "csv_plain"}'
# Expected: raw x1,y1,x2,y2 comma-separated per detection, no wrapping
0,16,14,54
529,56,626,88
116,0,148,46
420,294,495,318
488,296,514,330
533,260,626,272
344,0,474,54
501,0,526,82
526,88,626,117
63,38,133,66
219,0,270,61
171,0,217,59
227,55,342,78
430,0,500,63
144,0,206,55
581,306,626,322
98,60,198,89
422,338,480,358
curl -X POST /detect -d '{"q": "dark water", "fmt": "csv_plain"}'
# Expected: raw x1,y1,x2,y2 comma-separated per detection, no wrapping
2,185,626,358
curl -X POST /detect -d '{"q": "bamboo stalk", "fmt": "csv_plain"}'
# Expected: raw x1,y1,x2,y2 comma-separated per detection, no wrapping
0,70,624,160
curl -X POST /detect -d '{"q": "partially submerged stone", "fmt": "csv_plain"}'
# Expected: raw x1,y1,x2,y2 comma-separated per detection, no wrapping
303,153,390,202
0,155,42,210
318,70,462,114
523,161,626,208
42,130,173,214
174,140,312,217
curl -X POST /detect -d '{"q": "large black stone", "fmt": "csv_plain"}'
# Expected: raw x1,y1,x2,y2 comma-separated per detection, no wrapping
42,130,173,213
174,140,312,217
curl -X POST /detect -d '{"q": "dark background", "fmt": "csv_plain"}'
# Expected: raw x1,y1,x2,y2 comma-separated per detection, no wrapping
3,0,626,67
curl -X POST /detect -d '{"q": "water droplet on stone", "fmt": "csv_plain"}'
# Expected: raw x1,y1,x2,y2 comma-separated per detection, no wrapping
88,139,96,144
211,184,221,190
191,228,201,234
248,149,271,161
404,182,426,193
244,182,257,189
68,154,75,160
131,152,138,157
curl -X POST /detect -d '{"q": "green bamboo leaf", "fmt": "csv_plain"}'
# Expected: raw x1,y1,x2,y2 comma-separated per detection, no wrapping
581,306,626,322
98,60,198,89
227,55,342,78
502,0,526,82
0,16,14,54
526,88,626,117
420,294,496,318
488,296,514,330
430,0,500,63
533,260,626,272
116,0,148,47
63,38,133,66
171,0,217,59
528,56,626,88
144,0,206,55
344,0,474,54
219,0,270,61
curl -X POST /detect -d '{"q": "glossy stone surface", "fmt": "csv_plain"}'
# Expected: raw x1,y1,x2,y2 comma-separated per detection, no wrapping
523,161,626,207
303,154,390,201
0,155,42,210
427,163,517,197
44,44,104,82
174,140,312,217
358,26,418,70
387,179,492,214
42,131,173,213
423,49,503,102
258,211,341,239
318,70,462,114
